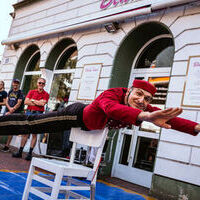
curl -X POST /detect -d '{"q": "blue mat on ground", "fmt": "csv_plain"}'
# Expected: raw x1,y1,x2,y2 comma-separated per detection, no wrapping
0,171,146,200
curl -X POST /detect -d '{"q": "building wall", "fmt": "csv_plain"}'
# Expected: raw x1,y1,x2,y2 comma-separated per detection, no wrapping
154,3,200,187
1,0,131,100
10,0,145,37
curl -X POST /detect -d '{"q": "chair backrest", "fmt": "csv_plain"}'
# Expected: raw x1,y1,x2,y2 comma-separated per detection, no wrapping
69,128,108,173
70,128,108,147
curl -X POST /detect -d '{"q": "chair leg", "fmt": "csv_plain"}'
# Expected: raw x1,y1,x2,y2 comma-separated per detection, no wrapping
22,164,35,200
65,176,72,199
50,170,63,200
90,184,96,200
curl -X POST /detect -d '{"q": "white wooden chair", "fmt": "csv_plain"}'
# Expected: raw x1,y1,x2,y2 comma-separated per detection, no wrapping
22,128,108,200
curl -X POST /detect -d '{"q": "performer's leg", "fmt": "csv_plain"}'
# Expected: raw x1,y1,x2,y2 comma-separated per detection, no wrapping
0,103,87,135
0,114,29,135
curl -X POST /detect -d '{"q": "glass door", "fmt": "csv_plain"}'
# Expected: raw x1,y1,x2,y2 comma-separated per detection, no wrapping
112,34,174,187
112,72,170,188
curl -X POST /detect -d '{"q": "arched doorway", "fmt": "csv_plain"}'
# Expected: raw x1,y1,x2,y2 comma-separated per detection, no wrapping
44,38,78,157
111,22,174,188
12,44,43,153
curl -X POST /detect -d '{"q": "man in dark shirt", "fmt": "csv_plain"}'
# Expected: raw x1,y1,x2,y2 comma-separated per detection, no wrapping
1,79,24,152
0,80,7,113
0,80,199,136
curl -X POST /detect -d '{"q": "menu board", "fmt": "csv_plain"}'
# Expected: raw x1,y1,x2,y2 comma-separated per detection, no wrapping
77,63,102,100
182,56,200,107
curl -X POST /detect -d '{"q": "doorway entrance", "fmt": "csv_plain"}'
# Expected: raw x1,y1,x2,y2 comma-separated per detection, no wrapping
111,22,174,188
112,70,170,188
44,40,78,158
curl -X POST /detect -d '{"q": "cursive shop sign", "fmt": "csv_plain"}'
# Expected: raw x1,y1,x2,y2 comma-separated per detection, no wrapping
100,0,141,9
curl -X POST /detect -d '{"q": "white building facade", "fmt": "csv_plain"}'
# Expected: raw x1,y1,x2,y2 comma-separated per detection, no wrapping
1,0,200,199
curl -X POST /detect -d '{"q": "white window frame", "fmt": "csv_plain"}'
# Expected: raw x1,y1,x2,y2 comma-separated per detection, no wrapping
21,50,41,89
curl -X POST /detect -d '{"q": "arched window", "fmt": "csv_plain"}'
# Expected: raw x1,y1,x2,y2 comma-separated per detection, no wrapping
47,44,78,111
56,45,77,70
22,50,41,95
45,41,78,157
135,37,174,69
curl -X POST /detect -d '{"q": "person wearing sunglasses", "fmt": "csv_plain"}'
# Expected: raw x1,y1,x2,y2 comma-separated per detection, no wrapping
0,79,200,137
12,77,49,161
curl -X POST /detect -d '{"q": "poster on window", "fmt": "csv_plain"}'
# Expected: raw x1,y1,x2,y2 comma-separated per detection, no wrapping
182,56,200,107
77,63,102,100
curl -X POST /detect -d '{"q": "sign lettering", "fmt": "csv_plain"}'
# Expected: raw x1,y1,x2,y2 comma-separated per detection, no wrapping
100,0,130,9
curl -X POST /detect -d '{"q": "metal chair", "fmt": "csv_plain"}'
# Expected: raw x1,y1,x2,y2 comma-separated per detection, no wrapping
22,128,108,200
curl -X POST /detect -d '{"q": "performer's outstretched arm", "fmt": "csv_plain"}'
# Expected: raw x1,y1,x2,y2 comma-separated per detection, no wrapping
137,107,183,129
138,107,199,136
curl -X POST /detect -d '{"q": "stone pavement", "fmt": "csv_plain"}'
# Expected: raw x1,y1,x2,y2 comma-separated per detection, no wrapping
0,145,156,200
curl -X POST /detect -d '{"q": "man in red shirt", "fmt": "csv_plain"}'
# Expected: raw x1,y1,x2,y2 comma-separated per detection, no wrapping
0,79,199,136
12,77,49,160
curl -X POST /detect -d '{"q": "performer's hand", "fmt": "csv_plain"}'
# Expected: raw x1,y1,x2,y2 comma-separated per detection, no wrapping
138,107,183,129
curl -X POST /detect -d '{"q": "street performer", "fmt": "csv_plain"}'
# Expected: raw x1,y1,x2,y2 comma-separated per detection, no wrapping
0,79,200,135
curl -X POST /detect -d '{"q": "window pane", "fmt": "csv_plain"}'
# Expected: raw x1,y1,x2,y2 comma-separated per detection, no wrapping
135,38,174,69
149,77,170,105
47,73,73,158
48,73,73,111
119,134,132,166
56,47,77,70
133,137,158,172
26,52,40,71
22,75,41,96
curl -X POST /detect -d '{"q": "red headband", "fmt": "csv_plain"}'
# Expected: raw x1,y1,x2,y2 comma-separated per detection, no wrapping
132,80,157,96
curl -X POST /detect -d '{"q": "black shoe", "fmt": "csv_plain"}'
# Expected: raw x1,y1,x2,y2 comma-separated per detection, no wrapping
25,153,32,161
12,152,22,158
1,146,9,152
